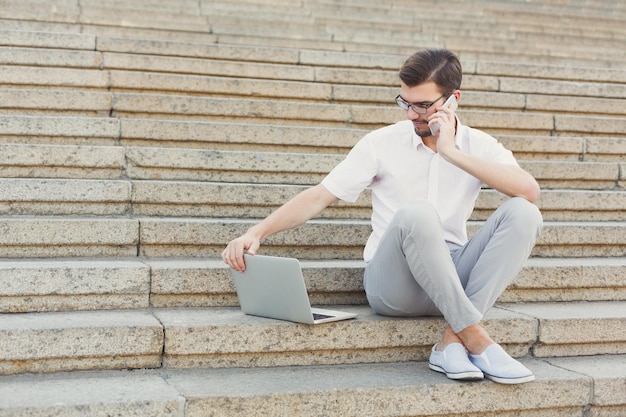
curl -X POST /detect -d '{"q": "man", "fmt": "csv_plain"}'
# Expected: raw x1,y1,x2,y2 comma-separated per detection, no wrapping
222,49,543,384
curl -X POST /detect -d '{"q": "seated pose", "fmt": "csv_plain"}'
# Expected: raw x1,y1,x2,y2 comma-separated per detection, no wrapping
222,48,543,384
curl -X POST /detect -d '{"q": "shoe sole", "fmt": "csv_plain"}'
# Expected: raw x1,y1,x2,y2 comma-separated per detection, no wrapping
484,373,536,384
429,363,484,380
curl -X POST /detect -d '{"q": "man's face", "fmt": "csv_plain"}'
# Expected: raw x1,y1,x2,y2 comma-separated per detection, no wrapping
398,81,449,138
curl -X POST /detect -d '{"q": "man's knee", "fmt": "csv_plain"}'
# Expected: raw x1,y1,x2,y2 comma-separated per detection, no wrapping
389,201,447,243
499,197,543,236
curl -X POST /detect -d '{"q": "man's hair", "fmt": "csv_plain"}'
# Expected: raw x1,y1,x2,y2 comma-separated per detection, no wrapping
399,49,462,93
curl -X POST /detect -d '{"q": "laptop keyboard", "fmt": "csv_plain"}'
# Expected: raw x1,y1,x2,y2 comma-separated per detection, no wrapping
313,313,334,320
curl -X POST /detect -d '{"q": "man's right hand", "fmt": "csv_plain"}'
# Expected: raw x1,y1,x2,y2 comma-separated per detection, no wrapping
221,232,260,272
220,184,339,272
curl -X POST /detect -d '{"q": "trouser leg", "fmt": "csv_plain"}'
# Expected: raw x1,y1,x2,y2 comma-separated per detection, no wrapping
364,198,542,333
451,197,543,315
364,201,483,333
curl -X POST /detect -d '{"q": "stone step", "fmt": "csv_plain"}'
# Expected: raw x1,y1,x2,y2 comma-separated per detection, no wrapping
154,305,537,369
96,34,301,65
0,217,138,257
211,22,625,68
94,34,626,84
0,178,623,221
0,135,624,189
3,0,622,34
0,65,109,89
80,0,201,14
2,35,625,101
0,216,620,259
1,17,218,46
0,143,124,178
0,140,621,188
3,214,620,259
0,88,112,116
207,5,624,54
330,25,624,65
426,17,626,50
0,46,101,69
1,355,624,416
0,112,621,161
0,309,163,375
131,181,626,221
120,118,365,153
0,258,151,313
79,6,209,34
0,0,623,414
502,302,626,357
2,2,623,69
3,85,625,133
4,90,626,140
0,39,623,136
0,302,623,375
5,0,621,46
155,357,616,416
0,115,119,145
0,178,626,221
109,92,626,134
476,189,626,221
215,30,625,69
2,257,624,313
0,29,96,50
3,115,625,162
0,368,185,417
0,178,131,215
126,148,623,190
119,120,624,161
149,257,626,308
95,49,626,94
139,218,626,258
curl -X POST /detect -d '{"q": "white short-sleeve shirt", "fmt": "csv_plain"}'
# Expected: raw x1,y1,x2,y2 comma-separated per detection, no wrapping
321,118,518,262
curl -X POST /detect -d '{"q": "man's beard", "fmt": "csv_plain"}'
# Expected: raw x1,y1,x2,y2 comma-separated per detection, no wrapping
411,117,433,138
414,125,433,138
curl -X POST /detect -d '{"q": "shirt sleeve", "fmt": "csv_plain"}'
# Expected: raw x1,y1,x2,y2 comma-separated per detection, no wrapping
321,135,378,203
486,139,519,165
467,126,519,166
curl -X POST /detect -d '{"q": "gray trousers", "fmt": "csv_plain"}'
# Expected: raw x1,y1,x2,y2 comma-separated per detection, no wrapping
364,197,543,333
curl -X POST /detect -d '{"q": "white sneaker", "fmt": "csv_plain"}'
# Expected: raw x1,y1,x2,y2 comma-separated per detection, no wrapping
469,344,535,384
429,343,484,381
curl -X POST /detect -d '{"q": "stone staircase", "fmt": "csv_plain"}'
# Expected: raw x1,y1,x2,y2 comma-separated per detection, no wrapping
0,0,625,415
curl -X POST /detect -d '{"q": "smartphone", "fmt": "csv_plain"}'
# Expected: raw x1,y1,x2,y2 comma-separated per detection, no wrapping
429,95,458,135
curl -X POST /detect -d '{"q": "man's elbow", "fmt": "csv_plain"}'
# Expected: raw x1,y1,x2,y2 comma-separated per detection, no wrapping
522,180,541,204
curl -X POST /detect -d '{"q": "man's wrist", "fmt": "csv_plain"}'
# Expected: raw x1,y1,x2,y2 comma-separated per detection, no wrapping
246,225,267,242
439,144,461,163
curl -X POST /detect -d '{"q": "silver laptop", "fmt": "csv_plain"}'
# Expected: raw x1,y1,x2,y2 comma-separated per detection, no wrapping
231,254,357,324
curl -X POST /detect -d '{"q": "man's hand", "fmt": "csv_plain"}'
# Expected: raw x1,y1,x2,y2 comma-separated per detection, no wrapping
221,232,260,272
430,110,541,202
220,184,340,273
429,104,457,156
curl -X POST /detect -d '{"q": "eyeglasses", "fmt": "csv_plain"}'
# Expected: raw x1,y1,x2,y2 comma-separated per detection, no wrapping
395,92,450,114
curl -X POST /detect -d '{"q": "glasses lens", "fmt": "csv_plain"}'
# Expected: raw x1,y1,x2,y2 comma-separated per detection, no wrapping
395,95,428,114
395,96,408,110
411,105,426,114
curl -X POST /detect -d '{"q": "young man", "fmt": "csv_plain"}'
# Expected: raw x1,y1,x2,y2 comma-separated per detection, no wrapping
222,49,543,384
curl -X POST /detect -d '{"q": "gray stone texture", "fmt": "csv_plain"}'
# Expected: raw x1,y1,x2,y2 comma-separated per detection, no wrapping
0,0,624,414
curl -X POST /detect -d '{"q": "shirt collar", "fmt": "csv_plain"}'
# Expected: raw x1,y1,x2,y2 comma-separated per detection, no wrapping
411,115,465,152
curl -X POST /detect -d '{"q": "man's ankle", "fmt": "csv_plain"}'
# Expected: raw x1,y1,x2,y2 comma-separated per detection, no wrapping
456,324,494,355
436,325,464,351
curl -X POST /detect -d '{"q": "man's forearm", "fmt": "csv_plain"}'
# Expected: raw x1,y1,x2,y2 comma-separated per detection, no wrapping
441,148,540,202
247,184,339,242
